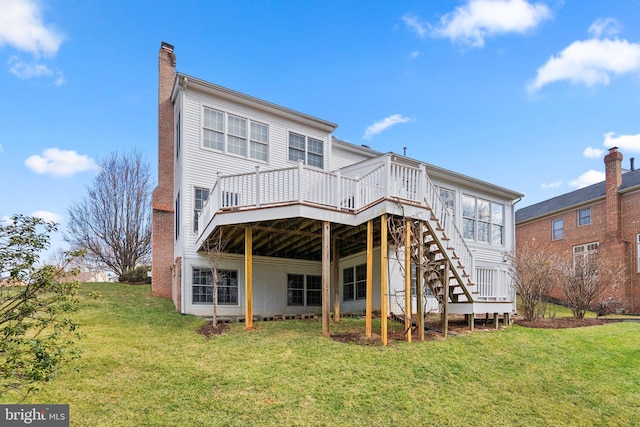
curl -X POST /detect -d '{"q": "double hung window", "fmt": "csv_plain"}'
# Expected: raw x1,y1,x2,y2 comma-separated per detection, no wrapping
288,132,324,168
203,107,268,162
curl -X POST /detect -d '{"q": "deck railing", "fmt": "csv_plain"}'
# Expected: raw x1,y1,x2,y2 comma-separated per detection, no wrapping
474,268,511,301
198,155,473,283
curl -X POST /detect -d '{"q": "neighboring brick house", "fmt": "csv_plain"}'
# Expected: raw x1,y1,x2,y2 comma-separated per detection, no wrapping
151,42,523,339
515,147,640,313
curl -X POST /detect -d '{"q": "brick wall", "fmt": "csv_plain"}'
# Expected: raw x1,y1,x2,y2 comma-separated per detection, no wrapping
516,148,638,313
152,42,176,303
621,191,640,311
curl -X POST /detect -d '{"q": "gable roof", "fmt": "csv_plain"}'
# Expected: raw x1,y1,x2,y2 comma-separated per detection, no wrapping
516,168,640,224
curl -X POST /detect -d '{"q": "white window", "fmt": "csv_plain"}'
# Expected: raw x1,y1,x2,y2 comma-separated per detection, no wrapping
573,242,598,271
343,264,366,301
287,274,321,306
176,113,181,158
439,188,456,218
175,192,180,240
552,218,564,240
250,122,269,162
193,188,210,233
578,208,591,226
462,194,504,245
192,268,238,305
288,132,323,168
227,115,247,156
203,107,268,161
637,234,640,272
203,108,224,151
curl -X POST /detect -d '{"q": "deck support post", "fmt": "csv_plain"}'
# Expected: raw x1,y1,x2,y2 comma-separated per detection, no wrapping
504,312,510,327
442,262,450,338
332,238,340,322
404,219,412,342
322,221,331,338
417,221,425,341
467,314,474,331
381,214,388,346
245,227,253,330
366,220,373,338
494,313,500,329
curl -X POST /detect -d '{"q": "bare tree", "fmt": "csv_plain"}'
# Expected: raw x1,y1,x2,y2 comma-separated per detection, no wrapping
506,240,560,321
65,151,152,276
203,228,232,327
559,250,625,319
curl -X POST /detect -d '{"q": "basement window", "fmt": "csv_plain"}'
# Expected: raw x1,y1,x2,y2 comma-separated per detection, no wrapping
192,268,238,305
343,264,366,301
287,274,322,306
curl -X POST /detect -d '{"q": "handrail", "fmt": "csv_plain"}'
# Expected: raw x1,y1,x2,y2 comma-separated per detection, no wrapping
198,158,474,284
423,172,473,274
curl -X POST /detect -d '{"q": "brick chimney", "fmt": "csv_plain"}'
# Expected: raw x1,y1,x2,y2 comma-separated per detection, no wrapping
152,42,176,302
604,146,623,240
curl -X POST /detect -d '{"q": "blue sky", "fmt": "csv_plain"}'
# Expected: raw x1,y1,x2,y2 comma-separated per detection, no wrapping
2,0,640,255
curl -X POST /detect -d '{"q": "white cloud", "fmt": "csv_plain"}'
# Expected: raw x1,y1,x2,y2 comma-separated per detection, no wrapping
0,0,63,57
8,55,52,79
54,71,65,86
363,114,413,140
25,148,98,177
402,14,428,39
569,170,605,189
589,18,622,39
431,0,552,47
410,50,420,59
583,146,604,158
0,144,3,153
603,132,640,152
527,23,640,93
541,180,562,189
31,210,62,224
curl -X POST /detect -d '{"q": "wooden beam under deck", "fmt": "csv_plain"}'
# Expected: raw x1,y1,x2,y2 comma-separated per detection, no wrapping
366,219,373,338
380,214,388,346
245,227,253,330
322,221,331,338
404,220,411,343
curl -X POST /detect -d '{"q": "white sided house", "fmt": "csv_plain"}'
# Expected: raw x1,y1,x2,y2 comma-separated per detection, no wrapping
151,42,523,340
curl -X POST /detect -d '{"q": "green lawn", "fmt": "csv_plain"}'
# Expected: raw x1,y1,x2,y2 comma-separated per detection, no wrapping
3,283,639,426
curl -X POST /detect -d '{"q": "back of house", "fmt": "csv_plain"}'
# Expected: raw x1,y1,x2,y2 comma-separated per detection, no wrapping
152,42,524,323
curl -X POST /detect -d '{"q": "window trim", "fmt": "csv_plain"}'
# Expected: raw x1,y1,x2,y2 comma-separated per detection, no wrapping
193,187,210,233
287,273,322,307
637,234,640,273
343,264,367,302
202,106,269,163
462,194,504,246
192,268,239,306
552,218,564,241
577,207,591,227
288,131,324,169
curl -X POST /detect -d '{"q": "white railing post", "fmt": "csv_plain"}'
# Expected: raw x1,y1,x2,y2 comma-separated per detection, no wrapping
297,160,304,203
255,165,261,208
384,155,392,199
216,172,223,207
335,171,342,209
419,164,426,207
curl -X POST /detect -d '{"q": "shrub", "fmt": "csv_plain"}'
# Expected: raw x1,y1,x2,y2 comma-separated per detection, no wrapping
118,266,151,284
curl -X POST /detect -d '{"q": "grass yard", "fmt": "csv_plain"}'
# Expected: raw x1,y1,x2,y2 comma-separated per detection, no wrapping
2,283,639,426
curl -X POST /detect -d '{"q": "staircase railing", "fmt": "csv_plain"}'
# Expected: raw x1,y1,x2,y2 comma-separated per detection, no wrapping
423,172,474,279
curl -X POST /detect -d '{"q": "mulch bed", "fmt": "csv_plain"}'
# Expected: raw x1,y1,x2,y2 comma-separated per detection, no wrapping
514,317,606,329
197,321,229,339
